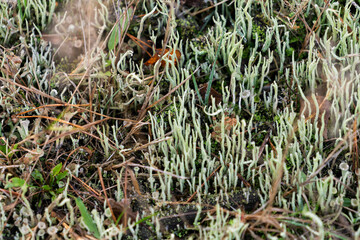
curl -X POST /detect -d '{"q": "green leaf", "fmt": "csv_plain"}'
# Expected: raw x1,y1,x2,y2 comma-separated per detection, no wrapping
108,7,133,51
105,60,112,67
17,0,24,20
133,212,158,227
108,24,119,51
55,171,68,183
0,145,8,155
0,139,16,156
9,144,18,158
5,177,26,188
56,187,65,194
52,163,62,177
205,28,225,105
0,142,17,159
49,191,56,198
343,198,352,207
103,71,112,77
115,211,125,225
32,169,44,184
192,74,204,105
42,185,51,191
76,198,100,239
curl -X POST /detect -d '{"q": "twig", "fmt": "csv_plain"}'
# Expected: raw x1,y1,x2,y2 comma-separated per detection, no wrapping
146,67,200,110
0,77,66,104
98,168,117,223
126,163,189,180
190,0,231,16
186,163,222,203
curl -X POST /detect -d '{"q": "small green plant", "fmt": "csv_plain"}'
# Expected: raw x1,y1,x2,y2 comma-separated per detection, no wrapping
5,177,27,189
108,6,133,51
75,198,101,239
0,139,18,160
32,162,68,200
17,0,29,23
205,28,225,105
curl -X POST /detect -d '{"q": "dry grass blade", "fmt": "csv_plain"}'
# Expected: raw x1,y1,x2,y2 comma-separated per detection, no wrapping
39,117,111,146
284,130,352,198
121,136,172,156
126,163,189,180
0,77,66,104
186,163,222,203
127,167,142,196
190,0,231,16
299,0,330,54
300,132,350,187
17,115,85,130
146,67,200,110
15,103,89,116
72,175,101,197
352,119,359,171
1,0,359,238
98,167,116,223
265,127,296,212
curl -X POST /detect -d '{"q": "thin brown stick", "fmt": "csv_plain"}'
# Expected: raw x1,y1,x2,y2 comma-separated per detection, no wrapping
17,115,85,130
98,168,117,223
123,166,128,228
146,67,200,110
126,163,188,180
0,77,65,104
121,136,172,156
190,0,231,16
186,163,222,203
126,33,153,57
39,117,111,146
352,119,359,171
72,175,101,197
15,103,90,116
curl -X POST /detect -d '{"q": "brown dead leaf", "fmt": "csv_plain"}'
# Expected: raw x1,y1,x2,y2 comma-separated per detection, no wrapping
3,202,17,212
211,116,237,142
127,167,142,196
198,83,222,105
108,198,138,222
144,49,181,67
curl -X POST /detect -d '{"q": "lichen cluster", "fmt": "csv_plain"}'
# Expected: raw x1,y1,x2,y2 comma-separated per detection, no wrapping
0,0,360,239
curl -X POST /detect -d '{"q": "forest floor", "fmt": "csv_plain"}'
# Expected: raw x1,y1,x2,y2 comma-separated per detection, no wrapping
0,0,360,239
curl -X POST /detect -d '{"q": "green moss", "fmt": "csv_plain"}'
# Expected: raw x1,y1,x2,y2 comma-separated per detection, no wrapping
252,23,266,43
176,15,200,39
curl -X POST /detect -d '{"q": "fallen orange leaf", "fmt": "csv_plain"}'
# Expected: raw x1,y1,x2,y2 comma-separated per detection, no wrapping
126,33,180,67
145,49,181,67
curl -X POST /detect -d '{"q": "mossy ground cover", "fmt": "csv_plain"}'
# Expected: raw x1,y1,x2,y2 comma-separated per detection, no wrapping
0,0,360,239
